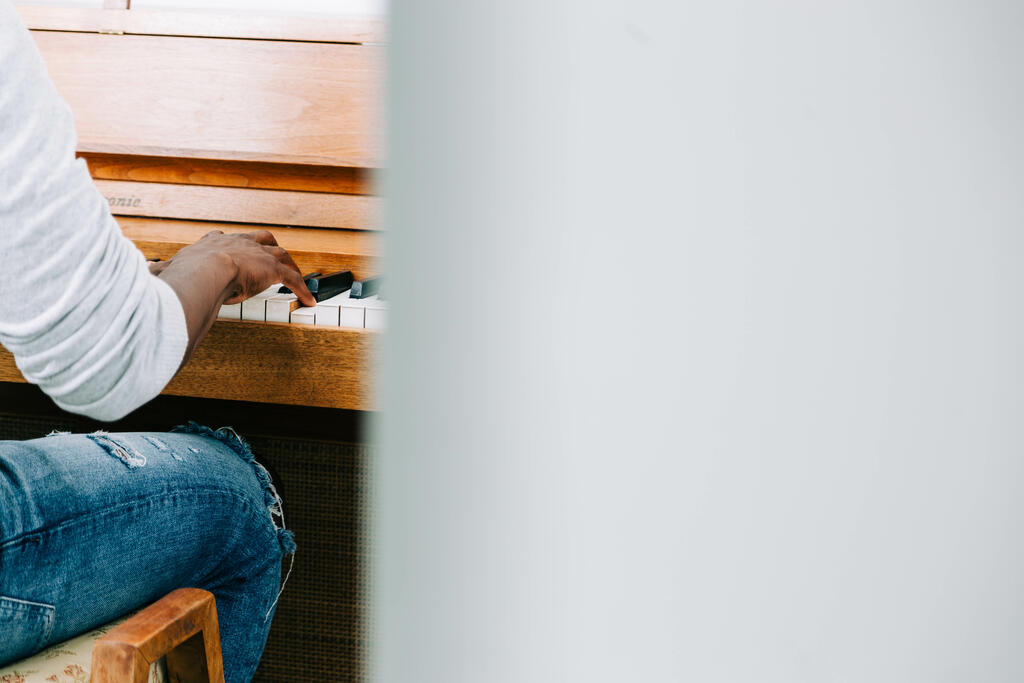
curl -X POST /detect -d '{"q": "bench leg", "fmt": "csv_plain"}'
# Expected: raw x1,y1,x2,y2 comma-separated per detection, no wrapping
91,588,224,683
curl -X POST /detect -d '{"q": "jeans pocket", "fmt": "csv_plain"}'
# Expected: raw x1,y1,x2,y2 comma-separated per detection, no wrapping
0,595,56,665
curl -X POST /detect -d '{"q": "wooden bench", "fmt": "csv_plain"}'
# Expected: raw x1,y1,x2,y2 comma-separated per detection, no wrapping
0,589,222,683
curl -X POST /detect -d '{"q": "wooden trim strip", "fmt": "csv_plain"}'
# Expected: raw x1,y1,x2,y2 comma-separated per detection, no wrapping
117,216,381,280
0,322,378,411
15,6,387,44
76,142,378,171
81,152,375,195
96,180,380,230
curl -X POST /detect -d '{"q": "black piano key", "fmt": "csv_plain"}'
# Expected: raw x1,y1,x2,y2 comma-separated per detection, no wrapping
309,271,355,301
350,276,382,299
278,272,321,294
279,271,355,301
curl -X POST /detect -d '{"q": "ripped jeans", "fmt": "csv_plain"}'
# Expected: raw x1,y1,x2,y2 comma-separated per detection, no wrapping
0,423,295,683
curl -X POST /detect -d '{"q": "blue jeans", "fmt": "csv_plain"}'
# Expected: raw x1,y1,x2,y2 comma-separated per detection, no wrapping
0,423,295,683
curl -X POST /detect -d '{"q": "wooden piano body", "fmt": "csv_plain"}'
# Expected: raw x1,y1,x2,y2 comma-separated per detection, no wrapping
0,4,385,411
0,6,384,680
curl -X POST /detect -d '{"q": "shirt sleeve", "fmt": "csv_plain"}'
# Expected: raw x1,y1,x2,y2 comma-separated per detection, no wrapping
0,2,189,421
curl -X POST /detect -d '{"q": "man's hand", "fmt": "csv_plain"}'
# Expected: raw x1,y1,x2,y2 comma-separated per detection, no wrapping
171,230,315,306
153,230,316,368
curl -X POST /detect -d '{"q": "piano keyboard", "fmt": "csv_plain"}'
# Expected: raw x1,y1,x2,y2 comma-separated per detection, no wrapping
218,282,387,329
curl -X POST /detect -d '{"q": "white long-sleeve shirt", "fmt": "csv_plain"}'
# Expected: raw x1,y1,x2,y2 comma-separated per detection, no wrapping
0,1,188,421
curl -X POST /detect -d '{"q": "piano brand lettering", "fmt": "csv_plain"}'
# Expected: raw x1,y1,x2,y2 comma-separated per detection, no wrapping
106,196,142,208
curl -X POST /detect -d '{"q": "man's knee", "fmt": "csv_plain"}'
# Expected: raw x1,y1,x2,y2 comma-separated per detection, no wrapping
161,425,295,558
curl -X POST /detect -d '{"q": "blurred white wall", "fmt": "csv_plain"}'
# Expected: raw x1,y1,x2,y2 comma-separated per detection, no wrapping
376,1,1024,681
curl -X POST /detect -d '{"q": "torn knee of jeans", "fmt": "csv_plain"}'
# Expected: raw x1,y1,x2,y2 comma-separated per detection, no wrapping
171,422,254,463
87,431,146,469
171,421,296,556
140,435,169,451
140,434,185,461
172,421,298,621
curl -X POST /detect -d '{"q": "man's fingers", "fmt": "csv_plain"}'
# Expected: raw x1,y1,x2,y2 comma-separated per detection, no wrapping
247,230,279,246
273,246,303,275
282,268,316,307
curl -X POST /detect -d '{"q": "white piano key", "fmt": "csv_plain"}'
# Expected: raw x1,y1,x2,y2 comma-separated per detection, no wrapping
315,290,351,327
340,295,373,329
266,293,299,323
218,303,242,320
240,300,266,321
291,307,317,325
364,298,387,330
241,284,282,321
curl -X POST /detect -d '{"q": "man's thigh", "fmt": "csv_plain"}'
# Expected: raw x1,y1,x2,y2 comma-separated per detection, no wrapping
0,429,280,664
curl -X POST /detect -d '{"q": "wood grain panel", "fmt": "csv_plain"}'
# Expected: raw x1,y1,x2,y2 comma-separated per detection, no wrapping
17,6,387,44
32,32,383,168
82,153,375,195
0,322,378,411
117,217,381,279
97,180,379,230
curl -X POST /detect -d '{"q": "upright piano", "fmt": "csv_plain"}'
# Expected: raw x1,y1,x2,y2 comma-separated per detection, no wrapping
0,5,384,680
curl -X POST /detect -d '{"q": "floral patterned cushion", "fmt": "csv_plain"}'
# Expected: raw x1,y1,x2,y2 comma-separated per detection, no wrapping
0,617,167,683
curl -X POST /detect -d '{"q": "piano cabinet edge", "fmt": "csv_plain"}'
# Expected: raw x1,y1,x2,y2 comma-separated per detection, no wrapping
0,321,377,412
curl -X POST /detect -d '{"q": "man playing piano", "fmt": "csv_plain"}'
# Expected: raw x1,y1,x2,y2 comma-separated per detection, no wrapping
0,3,315,680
